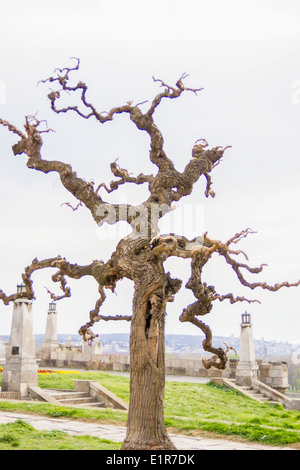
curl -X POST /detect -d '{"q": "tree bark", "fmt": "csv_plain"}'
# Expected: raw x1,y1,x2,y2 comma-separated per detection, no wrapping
122,267,176,450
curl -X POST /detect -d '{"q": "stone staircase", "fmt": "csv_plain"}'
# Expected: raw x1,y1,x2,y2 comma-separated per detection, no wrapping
43,389,105,408
237,385,276,404
211,377,295,409
28,379,129,410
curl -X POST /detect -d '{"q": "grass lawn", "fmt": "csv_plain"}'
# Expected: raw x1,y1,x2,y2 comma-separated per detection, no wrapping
0,370,300,448
0,419,122,450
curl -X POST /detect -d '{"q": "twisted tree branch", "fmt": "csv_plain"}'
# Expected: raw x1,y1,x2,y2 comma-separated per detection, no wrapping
79,285,132,341
39,58,137,123
1,115,138,228
0,256,96,305
0,118,26,139
96,159,154,194
147,73,203,116
150,228,300,369
37,59,229,206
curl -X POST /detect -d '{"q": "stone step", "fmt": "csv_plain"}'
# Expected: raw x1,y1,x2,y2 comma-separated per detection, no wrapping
225,381,277,404
237,385,283,404
252,394,268,401
58,396,99,405
214,378,289,408
43,388,104,408
239,386,269,400
44,389,90,400
75,402,106,408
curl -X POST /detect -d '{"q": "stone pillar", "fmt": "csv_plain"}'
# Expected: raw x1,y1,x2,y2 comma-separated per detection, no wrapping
93,339,103,355
2,285,38,396
40,302,59,363
236,312,258,387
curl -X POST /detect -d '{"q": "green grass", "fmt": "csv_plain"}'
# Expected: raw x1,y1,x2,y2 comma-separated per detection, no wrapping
164,381,300,446
0,370,300,447
38,371,130,403
0,419,121,450
0,399,128,425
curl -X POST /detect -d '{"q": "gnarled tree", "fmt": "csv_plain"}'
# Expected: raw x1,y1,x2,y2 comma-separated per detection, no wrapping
1,59,299,450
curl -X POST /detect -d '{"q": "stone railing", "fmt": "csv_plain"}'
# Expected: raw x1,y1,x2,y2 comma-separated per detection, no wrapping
225,359,289,393
251,379,295,409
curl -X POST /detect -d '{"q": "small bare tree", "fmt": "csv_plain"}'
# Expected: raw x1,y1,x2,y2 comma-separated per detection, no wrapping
1,59,299,450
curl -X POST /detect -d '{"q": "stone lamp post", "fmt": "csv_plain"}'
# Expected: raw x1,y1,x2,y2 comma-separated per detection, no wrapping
1,283,38,397
40,301,59,364
235,312,258,387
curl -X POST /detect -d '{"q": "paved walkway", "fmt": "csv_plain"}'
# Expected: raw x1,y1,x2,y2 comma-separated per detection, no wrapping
0,411,292,450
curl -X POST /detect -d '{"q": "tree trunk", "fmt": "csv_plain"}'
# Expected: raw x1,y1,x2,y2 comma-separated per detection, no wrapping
121,273,176,450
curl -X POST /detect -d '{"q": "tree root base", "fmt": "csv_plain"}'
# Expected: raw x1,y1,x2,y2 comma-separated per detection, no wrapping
121,439,177,451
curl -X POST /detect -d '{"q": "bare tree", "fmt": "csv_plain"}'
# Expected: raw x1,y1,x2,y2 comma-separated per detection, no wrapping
1,59,299,450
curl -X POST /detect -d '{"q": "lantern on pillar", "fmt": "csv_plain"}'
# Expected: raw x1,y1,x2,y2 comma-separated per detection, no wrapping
241,311,251,325
16,283,27,295
49,302,56,312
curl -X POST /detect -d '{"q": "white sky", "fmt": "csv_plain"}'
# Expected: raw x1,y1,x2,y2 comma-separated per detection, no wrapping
0,0,300,344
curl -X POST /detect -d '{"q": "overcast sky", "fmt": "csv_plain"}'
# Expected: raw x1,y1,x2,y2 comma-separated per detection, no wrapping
0,0,300,346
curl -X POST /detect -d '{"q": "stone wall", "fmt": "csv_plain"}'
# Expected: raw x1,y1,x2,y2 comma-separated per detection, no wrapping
0,391,21,399
38,340,104,369
257,360,289,394
225,358,289,393
165,357,222,377
39,347,222,377
37,344,288,387
225,359,238,379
